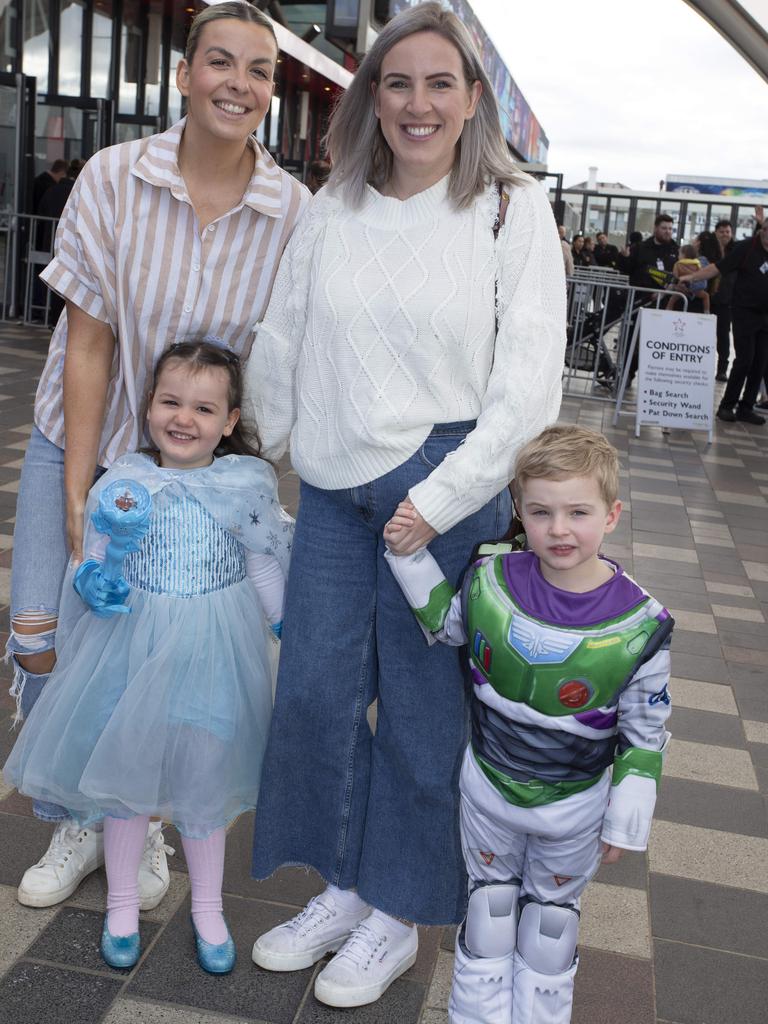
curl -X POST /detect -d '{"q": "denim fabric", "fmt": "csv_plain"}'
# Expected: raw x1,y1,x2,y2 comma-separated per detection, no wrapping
251,422,511,925
8,426,103,820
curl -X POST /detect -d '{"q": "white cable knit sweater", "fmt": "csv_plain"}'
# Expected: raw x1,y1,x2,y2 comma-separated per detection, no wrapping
245,174,566,535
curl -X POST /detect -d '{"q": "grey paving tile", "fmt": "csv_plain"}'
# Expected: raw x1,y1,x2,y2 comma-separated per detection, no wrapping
669,630,723,659
669,653,728,683
223,812,323,907
580,882,650,957
668,706,749,749
650,874,768,958
655,777,768,837
594,849,648,889
0,814,60,888
747,740,768,768
0,884,58,976
297,979,426,1023
128,894,315,1023
0,961,123,1024
717,625,768,650
25,906,160,977
737,697,768,724
654,939,768,1024
572,949,655,1024
103,1001,258,1023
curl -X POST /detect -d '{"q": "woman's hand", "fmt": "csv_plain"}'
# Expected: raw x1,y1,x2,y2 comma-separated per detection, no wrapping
600,842,626,864
384,498,437,555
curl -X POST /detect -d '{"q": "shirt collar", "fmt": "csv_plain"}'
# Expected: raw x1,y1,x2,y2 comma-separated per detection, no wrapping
131,118,285,219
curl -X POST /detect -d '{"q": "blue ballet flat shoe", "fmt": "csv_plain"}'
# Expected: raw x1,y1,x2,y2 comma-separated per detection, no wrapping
191,917,236,974
100,920,140,969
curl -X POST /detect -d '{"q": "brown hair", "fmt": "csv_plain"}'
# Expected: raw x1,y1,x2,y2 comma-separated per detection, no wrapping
513,426,620,506
184,1,277,64
144,341,266,462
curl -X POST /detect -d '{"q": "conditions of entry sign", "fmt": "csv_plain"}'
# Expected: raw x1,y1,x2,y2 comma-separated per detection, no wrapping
636,308,717,438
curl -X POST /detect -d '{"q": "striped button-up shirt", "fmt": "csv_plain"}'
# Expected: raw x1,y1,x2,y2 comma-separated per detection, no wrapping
36,119,309,467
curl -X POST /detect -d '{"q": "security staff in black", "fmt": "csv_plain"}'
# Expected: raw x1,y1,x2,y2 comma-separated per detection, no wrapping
682,220,768,425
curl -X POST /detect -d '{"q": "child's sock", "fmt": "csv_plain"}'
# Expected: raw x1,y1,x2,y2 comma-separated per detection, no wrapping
181,828,228,945
104,814,150,937
324,883,369,915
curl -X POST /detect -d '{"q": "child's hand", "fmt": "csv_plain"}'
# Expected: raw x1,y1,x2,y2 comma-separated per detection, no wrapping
384,499,418,541
600,842,625,864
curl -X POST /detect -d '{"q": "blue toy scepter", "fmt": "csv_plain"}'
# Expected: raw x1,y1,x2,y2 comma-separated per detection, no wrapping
73,479,152,618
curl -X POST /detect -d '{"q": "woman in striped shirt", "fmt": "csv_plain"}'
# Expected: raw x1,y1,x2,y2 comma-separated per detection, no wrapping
8,0,307,912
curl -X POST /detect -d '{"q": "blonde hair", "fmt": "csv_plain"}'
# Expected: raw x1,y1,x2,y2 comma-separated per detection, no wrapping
514,426,620,506
325,1,522,209
184,1,277,64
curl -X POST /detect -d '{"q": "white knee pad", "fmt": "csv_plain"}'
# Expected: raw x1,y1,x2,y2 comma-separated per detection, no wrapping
464,882,520,959
449,885,520,1023
512,902,579,1024
517,901,579,974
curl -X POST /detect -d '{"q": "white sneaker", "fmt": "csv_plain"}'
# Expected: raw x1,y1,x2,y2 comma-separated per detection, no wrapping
138,824,174,911
314,916,418,1008
18,821,104,908
252,891,371,971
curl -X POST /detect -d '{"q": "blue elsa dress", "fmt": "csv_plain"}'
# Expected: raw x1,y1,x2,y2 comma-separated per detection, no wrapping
4,453,292,838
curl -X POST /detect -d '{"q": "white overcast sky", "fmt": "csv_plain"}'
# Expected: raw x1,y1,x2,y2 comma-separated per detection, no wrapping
470,0,768,190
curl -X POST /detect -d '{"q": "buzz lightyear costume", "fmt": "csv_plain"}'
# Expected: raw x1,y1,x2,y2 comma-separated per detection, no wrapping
385,546,673,1024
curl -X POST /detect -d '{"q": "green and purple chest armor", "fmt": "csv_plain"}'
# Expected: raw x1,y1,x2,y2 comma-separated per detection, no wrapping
465,557,667,721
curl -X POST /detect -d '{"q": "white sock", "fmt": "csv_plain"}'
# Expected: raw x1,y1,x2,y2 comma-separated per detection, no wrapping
325,884,368,914
367,907,414,939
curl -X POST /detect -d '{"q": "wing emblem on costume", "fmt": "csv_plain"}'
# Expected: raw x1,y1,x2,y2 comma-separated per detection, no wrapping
508,617,581,664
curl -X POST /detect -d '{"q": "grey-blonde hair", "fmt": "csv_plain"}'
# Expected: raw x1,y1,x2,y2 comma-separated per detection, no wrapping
184,1,277,64
325,1,521,209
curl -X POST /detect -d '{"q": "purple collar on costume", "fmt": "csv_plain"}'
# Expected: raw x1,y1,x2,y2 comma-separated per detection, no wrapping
500,551,648,627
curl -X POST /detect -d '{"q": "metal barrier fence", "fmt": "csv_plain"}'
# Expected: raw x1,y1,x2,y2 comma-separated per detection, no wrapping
563,266,688,409
1,213,60,324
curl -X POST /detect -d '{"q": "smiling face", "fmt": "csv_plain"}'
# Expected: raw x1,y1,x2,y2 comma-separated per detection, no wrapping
147,360,239,470
372,31,481,191
176,19,276,145
519,475,621,592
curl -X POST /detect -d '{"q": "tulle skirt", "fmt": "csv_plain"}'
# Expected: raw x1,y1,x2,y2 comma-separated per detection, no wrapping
4,580,274,838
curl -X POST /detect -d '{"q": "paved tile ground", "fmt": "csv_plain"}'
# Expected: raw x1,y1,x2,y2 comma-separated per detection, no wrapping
0,323,766,1023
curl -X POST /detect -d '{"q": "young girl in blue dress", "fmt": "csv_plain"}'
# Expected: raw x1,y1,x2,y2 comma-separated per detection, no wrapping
5,341,291,974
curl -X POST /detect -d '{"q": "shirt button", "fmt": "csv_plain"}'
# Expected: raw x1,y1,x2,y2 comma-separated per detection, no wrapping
192,264,200,272
184,305,192,313
207,225,215,233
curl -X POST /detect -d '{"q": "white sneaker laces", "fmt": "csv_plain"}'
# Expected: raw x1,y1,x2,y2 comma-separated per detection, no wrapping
333,922,385,969
144,828,175,869
38,822,81,868
288,894,336,935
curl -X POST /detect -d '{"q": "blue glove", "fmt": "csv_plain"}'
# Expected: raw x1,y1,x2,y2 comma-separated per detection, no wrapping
73,560,131,618
270,620,283,639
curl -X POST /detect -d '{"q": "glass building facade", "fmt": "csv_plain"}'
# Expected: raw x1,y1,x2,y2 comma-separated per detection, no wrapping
0,0,349,215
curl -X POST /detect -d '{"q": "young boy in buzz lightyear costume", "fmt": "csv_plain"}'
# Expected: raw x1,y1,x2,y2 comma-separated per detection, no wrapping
384,426,673,1024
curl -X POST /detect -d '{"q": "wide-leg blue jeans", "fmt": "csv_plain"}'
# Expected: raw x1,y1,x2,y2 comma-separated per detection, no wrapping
251,423,510,925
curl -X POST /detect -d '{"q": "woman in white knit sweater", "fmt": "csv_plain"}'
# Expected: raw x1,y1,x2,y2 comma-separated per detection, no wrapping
245,2,566,1008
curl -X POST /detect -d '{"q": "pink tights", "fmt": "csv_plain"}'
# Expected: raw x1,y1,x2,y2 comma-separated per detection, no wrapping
104,816,227,944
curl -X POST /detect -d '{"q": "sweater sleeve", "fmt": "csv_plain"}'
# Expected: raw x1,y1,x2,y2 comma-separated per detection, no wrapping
243,195,329,462
407,181,566,535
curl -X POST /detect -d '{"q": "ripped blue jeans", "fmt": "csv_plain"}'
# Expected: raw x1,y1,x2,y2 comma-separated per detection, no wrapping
7,426,103,820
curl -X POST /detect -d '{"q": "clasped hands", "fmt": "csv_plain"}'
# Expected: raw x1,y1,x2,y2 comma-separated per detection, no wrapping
383,498,437,555
73,560,131,618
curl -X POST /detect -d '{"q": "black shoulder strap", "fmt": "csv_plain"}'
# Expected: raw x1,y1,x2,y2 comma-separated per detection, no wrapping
493,181,510,240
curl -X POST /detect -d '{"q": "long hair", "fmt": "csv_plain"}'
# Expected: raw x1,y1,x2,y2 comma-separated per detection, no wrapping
143,342,267,462
325,1,522,209
184,1,277,63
